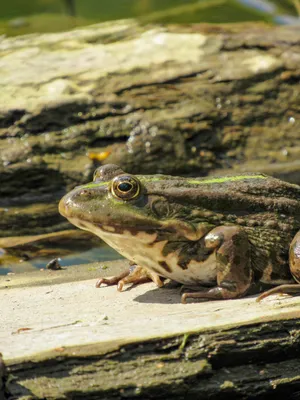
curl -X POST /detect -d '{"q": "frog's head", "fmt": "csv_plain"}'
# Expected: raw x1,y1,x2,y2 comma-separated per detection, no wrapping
59,164,208,249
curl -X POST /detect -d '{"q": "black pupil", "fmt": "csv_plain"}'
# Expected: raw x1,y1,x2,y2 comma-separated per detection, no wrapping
118,182,132,192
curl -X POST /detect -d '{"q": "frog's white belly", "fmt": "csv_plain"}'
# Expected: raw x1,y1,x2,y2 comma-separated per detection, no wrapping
85,222,217,286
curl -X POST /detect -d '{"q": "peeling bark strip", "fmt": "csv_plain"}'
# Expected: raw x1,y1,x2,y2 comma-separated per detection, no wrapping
0,21,299,236
5,319,300,399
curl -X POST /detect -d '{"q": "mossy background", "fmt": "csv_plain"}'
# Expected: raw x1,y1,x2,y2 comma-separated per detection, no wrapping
0,0,299,36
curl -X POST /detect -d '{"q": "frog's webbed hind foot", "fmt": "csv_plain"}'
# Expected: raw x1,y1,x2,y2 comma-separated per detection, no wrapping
96,264,164,291
181,285,241,304
256,284,300,302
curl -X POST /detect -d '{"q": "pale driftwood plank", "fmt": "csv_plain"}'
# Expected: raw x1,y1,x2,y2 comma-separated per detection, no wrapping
2,261,300,398
1,261,300,398
1,273,300,361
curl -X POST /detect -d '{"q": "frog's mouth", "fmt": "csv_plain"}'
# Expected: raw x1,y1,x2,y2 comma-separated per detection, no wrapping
65,215,161,238
59,197,201,241
59,196,160,232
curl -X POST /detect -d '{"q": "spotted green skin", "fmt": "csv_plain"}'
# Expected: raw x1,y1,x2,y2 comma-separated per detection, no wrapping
59,164,300,298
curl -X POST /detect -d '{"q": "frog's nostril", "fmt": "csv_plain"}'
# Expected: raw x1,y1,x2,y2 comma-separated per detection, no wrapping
79,189,93,198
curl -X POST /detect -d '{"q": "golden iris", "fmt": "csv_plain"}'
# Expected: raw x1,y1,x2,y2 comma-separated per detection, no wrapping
111,175,140,200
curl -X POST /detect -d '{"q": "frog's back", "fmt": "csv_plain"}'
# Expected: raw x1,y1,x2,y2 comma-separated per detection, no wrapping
142,173,300,285
141,173,300,218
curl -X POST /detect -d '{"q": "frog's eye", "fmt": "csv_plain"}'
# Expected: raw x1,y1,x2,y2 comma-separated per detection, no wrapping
111,175,140,200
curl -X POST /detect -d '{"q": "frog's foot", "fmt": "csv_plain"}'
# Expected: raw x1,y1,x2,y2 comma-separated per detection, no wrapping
256,284,300,302
182,226,252,303
96,264,164,291
181,286,240,304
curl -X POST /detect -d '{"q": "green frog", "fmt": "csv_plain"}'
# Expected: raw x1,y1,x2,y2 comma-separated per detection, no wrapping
59,164,300,302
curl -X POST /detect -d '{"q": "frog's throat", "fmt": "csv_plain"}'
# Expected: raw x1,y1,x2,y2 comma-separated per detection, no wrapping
69,217,218,286
67,217,160,253
66,214,207,242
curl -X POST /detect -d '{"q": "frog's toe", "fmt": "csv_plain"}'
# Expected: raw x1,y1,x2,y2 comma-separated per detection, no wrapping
116,265,164,290
96,265,164,291
181,289,220,304
181,284,246,303
95,270,129,288
256,284,300,302
147,269,165,288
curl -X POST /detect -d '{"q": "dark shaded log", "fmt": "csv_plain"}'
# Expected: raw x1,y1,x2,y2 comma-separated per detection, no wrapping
0,21,299,236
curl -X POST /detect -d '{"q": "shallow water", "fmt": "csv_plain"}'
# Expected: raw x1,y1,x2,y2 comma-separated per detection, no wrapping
0,246,122,275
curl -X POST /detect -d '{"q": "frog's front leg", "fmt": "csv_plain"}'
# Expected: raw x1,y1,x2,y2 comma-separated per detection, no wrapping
96,264,164,291
182,226,252,303
257,230,300,301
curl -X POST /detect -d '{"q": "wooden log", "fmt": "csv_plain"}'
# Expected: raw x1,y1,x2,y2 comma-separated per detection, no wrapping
0,20,300,236
2,261,300,399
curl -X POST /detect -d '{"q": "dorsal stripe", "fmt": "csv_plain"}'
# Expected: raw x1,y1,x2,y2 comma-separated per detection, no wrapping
80,174,266,189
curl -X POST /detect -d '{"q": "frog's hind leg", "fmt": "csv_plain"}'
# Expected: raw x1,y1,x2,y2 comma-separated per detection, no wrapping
257,230,300,302
96,264,164,291
182,226,252,303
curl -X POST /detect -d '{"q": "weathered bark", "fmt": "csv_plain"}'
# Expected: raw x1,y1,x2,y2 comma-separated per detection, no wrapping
0,20,300,236
6,319,300,399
